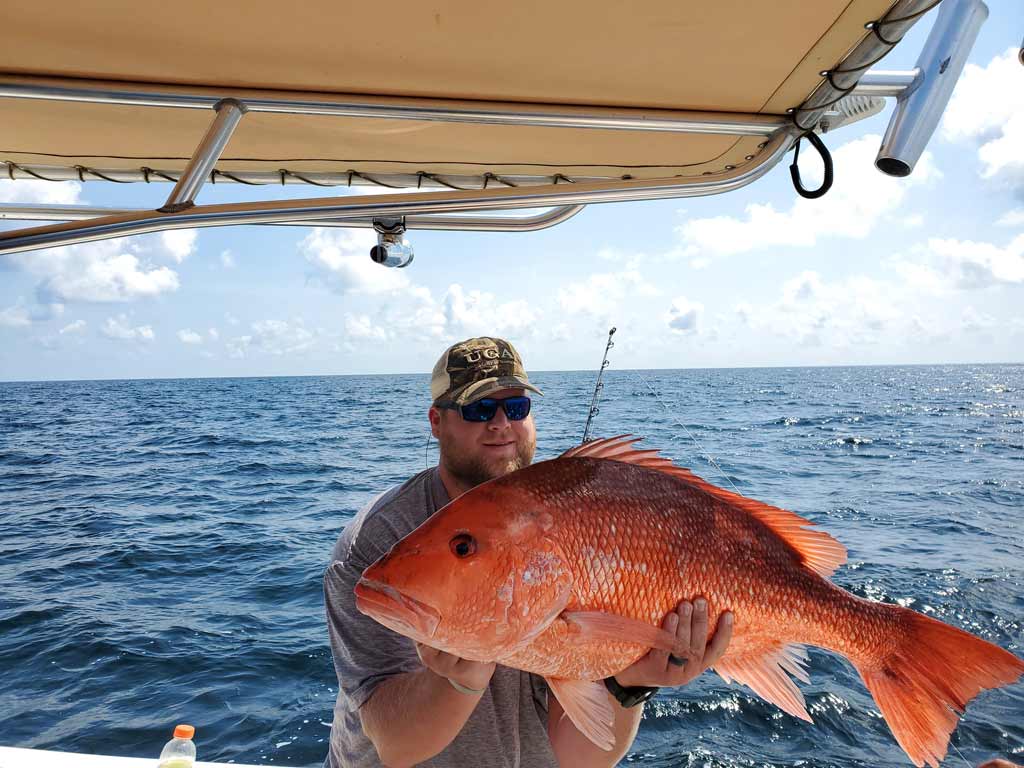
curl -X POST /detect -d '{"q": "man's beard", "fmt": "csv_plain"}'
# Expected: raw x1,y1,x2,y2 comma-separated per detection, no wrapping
440,437,536,490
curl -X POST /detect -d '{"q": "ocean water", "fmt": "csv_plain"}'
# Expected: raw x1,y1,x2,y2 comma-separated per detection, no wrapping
1,365,1021,768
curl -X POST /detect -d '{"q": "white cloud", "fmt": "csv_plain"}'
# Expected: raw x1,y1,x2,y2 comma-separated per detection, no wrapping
102,315,154,341
676,135,938,258
782,271,824,305
885,231,1024,299
549,323,571,342
665,297,703,334
59,320,86,335
177,329,203,344
338,280,545,351
225,312,239,326
4,238,180,304
159,229,198,264
220,250,236,269
727,251,1024,355
745,270,906,350
0,304,31,328
208,327,219,341
927,234,1024,288
345,313,389,342
442,284,538,339
44,249,179,302
558,270,660,317
227,335,251,359
0,179,82,205
997,209,1024,228
1,188,189,307
887,256,950,297
227,319,317,358
976,114,1024,181
300,228,411,295
300,230,545,348
0,299,64,328
961,306,998,334
942,49,1024,182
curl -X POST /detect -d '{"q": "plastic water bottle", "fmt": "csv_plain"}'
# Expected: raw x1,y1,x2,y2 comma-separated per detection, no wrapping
158,725,196,768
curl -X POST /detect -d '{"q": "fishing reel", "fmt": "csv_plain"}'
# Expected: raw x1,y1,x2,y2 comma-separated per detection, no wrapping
370,217,414,268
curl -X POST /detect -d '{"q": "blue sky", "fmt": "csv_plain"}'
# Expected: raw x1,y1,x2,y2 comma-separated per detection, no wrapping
2,2,1022,382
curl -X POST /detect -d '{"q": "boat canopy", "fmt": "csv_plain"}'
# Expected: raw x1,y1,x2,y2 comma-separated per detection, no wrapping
0,0,988,253
1,0,907,183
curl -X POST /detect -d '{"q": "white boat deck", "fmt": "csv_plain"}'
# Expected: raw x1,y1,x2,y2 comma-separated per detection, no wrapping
0,748,266,768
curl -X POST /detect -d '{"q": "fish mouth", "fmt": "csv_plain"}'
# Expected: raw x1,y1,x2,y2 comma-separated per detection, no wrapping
354,578,441,639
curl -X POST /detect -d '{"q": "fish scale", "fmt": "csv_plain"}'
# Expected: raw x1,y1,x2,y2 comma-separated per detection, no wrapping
512,458,840,677
356,436,1024,766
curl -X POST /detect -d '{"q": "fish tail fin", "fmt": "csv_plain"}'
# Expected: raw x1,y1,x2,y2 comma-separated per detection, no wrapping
855,607,1024,768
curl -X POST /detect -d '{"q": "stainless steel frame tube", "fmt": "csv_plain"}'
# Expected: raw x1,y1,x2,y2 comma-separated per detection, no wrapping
853,71,919,97
0,76,783,137
0,203,586,233
0,133,792,255
162,99,246,209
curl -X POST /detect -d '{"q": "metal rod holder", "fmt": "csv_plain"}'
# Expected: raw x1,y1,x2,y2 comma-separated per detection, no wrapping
875,0,989,177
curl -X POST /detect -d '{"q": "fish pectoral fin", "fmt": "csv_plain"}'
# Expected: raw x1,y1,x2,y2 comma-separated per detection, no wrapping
714,643,812,722
562,610,677,652
545,677,616,752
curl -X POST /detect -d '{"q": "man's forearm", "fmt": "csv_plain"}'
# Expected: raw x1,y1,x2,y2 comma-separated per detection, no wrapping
359,666,483,767
549,694,644,768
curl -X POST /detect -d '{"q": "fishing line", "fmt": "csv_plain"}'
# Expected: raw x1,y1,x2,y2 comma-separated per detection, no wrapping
948,740,974,768
630,369,745,498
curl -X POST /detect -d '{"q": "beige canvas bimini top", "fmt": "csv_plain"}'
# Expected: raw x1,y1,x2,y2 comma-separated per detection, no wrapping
0,0,898,183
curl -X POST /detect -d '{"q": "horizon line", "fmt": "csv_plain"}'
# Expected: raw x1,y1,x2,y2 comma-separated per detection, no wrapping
2,359,1022,385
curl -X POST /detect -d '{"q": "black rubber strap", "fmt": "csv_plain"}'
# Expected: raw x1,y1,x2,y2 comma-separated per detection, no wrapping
789,131,834,200
603,676,659,708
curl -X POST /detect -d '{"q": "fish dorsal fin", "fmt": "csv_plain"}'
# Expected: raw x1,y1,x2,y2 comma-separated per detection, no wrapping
560,435,846,579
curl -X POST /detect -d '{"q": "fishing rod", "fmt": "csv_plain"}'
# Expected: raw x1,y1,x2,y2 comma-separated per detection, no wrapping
582,327,615,444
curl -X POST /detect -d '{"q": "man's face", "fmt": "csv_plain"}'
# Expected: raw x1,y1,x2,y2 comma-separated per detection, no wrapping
431,387,537,491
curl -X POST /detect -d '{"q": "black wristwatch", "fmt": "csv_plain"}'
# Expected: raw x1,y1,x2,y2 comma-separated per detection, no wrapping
603,676,659,708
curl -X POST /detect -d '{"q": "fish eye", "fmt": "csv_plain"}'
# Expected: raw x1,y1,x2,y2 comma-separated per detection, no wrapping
449,533,477,559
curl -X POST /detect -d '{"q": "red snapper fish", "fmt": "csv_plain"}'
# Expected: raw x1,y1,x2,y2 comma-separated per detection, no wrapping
354,436,1024,766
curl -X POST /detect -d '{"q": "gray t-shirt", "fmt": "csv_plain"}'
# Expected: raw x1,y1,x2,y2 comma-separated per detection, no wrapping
324,467,560,768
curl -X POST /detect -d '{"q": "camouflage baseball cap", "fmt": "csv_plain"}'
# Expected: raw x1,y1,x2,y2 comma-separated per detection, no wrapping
431,337,543,406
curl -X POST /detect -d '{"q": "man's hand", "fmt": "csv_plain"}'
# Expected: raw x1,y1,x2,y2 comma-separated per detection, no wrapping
612,599,733,689
415,642,497,693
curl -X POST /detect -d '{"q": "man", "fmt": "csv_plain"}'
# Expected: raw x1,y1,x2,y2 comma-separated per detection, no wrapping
324,336,732,768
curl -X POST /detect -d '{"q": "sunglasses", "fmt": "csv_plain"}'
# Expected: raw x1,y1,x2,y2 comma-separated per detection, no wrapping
440,396,532,422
